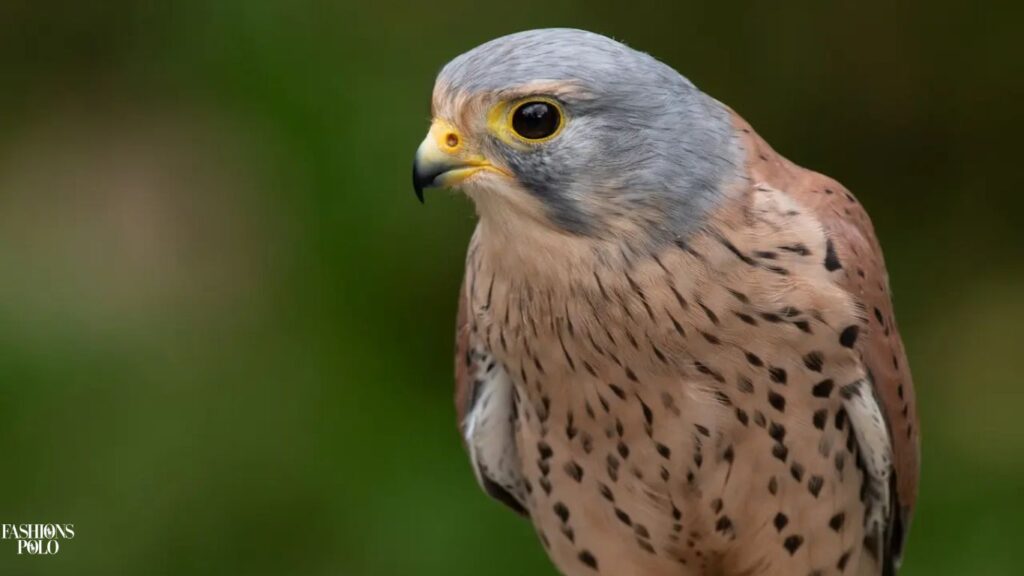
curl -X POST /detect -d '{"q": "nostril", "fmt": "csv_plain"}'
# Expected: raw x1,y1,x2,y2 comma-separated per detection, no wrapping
446,133,459,148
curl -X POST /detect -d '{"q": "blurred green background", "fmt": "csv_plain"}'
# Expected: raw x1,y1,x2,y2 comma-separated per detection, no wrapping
0,1,1021,575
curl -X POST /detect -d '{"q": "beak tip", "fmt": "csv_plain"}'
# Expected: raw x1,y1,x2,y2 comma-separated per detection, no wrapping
412,163,427,203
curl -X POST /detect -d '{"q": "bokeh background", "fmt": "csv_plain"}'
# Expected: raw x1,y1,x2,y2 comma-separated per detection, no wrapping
0,1,1021,575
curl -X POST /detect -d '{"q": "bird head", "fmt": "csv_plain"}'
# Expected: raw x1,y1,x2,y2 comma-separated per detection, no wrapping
413,28,741,245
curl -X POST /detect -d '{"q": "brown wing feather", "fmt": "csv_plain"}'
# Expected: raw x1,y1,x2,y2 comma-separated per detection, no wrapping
453,272,529,515
732,112,920,527
454,278,474,436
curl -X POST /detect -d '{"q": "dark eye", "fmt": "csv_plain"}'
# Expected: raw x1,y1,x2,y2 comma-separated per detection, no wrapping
511,101,561,140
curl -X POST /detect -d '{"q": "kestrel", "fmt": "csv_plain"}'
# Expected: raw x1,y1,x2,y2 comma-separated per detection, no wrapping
413,29,918,576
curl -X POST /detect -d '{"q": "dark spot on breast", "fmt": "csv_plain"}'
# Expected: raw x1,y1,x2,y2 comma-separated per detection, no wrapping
837,550,851,570
670,285,689,310
745,352,764,367
639,398,654,425
783,535,804,555
553,502,569,523
635,524,650,539
769,422,786,441
829,512,845,532
780,243,811,256
735,408,750,426
713,390,732,407
656,443,672,459
715,515,734,535
825,239,842,271
538,459,550,476
839,325,859,348
617,442,630,459
812,379,835,398
538,441,553,460
651,342,668,363
699,302,720,325
716,235,756,266
566,413,578,440
538,396,551,422
581,432,594,454
768,391,786,412
769,367,787,384
808,475,824,497
772,443,788,461
753,410,767,428
813,409,827,430
803,352,824,372
695,361,725,383
637,538,656,554
561,525,575,543
734,311,758,325
668,312,686,336
615,507,632,526
834,408,847,431
774,512,789,531
729,289,750,304
606,454,620,481
578,550,598,570
790,462,804,481
565,461,583,482
701,331,722,345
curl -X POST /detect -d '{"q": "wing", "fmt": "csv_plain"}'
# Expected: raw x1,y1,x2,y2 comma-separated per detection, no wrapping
734,112,919,568
454,273,528,515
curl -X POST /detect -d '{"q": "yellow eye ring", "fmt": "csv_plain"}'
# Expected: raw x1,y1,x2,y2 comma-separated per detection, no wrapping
505,97,565,143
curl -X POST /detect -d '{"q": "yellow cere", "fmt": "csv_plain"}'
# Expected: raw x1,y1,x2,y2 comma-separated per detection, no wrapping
431,119,463,154
423,118,511,187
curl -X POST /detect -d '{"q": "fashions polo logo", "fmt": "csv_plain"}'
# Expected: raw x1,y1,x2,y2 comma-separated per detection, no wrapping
1,524,75,555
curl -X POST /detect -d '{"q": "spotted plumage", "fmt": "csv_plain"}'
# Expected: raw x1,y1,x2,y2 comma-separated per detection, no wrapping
422,29,918,576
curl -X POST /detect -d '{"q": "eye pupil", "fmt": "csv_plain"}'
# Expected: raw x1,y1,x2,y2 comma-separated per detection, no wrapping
512,101,561,140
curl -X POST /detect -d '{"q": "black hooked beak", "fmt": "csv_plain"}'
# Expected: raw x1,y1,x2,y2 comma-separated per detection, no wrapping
412,155,448,204
413,165,426,203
